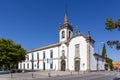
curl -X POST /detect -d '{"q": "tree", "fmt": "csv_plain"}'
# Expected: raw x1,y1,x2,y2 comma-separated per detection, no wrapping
102,44,107,57
106,58,113,71
0,38,26,69
107,40,120,50
105,17,120,50
106,17,120,31
101,44,113,71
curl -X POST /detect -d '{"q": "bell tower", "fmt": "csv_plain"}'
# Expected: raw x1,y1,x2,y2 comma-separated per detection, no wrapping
59,12,73,42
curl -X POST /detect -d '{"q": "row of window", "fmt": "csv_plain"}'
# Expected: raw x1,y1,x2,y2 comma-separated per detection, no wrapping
43,50,53,59
26,43,80,61
19,62,53,69
26,44,79,61
26,50,53,61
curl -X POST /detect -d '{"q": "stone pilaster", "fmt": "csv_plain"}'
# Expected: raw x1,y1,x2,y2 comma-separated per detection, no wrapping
86,42,90,72
67,43,69,70
58,46,60,70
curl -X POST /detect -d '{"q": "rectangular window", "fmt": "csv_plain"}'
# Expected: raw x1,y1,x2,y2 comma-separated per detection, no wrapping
23,63,25,69
97,57,99,61
37,52,39,60
50,50,53,58
32,53,34,60
37,63,39,69
75,44,80,57
20,63,22,69
43,51,45,59
102,58,104,62
50,63,53,69
27,55,29,61
75,44,79,54
27,63,29,69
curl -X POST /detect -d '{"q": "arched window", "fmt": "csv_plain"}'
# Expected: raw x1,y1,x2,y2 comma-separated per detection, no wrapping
62,31,65,38
61,50,65,60
62,50,65,57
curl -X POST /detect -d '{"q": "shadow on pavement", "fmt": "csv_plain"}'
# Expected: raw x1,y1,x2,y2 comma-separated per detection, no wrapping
113,78,120,80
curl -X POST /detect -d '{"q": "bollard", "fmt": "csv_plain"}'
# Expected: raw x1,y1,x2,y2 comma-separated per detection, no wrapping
71,71,72,76
48,72,51,77
11,72,13,79
32,73,34,78
78,71,79,75
84,71,85,74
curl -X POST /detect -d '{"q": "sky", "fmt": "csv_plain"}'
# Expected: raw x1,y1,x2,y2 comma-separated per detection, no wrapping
0,0,120,61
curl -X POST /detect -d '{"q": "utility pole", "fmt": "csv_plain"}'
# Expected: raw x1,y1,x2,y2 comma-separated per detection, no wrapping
118,58,120,72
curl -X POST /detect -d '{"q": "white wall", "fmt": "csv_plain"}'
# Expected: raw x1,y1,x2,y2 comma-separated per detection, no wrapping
68,36,87,71
18,35,106,71
18,46,59,70
90,54,106,71
59,28,67,42
90,44,96,71
59,43,68,70
98,57,105,70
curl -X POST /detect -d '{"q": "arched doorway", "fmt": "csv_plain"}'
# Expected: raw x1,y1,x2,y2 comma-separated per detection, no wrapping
61,60,66,71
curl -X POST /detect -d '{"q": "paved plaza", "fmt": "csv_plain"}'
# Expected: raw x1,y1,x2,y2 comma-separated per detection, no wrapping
0,71,83,80
0,71,120,80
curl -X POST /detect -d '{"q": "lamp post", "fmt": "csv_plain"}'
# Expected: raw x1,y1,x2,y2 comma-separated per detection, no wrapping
97,42,106,71
83,63,85,74
70,66,73,76
118,62,120,74
10,64,13,79
118,59,120,73
97,42,105,54
30,59,34,78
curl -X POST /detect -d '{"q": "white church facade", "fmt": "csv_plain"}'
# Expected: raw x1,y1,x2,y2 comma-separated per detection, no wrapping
18,13,106,72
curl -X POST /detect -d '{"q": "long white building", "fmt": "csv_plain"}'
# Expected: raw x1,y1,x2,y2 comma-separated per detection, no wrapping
18,12,106,72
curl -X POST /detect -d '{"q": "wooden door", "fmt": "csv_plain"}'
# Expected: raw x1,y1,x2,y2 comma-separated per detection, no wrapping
61,60,66,71
75,61,80,71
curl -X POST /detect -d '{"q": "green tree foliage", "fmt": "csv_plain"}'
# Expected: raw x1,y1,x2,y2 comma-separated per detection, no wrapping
105,17,120,50
106,58,113,71
101,44,113,71
0,38,26,69
102,44,107,57
107,40,120,50
106,17,120,31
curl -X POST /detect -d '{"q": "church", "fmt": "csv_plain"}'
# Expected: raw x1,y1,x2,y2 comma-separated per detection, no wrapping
18,12,106,72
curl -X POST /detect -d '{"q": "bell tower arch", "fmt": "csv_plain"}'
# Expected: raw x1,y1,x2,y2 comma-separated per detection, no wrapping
59,12,73,42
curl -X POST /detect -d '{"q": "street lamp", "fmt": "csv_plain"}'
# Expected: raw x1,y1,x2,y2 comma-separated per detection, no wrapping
30,59,34,78
83,63,85,74
97,42,105,54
